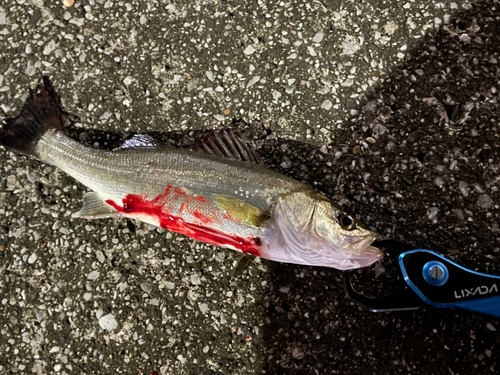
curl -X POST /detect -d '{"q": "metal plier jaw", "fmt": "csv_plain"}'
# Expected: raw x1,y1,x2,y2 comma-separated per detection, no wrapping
344,240,500,317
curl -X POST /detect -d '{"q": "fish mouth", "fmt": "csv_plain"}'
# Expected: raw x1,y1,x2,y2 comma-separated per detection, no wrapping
349,233,384,259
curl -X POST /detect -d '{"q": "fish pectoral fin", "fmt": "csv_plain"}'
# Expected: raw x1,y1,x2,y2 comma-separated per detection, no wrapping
72,192,121,219
232,254,256,276
213,194,263,226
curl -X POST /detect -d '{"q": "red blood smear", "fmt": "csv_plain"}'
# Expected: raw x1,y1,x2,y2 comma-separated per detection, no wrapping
179,202,189,212
173,187,185,195
105,186,260,256
193,210,213,224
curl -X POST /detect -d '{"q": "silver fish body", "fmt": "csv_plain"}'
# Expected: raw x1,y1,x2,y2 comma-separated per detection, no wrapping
0,78,383,270
39,130,303,257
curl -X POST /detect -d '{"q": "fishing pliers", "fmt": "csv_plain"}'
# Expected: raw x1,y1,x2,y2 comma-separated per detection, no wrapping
344,240,500,317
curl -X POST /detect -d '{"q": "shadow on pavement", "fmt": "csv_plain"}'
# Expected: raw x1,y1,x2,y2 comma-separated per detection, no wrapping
260,1,500,374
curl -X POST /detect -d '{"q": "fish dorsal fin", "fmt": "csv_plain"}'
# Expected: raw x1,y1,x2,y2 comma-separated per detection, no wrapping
194,129,264,165
113,134,165,151
72,192,121,219
212,194,263,226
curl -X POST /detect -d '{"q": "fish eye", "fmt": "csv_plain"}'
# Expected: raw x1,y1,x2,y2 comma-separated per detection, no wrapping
337,213,357,231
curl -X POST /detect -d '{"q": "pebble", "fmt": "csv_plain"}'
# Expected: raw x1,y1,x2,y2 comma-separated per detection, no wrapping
243,45,255,55
486,322,497,331
353,146,361,154
434,177,445,188
28,253,37,264
96,250,105,263
190,274,201,285
63,0,75,7
320,100,332,110
198,303,209,315
459,33,471,43
123,76,133,86
342,40,358,55
366,137,376,144
428,207,439,222
43,40,57,55
99,314,118,330
96,308,103,319
247,76,260,88
187,290,198,302
459,181,469,197
312,32,324,43
292,348,304,359
140,282,153,294
87,271,100,280
477,194,493,209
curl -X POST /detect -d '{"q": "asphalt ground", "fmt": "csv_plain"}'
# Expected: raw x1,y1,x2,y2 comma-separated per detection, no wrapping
1,0,500,374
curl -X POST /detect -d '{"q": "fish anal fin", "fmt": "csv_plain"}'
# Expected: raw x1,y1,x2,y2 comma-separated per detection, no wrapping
213,194,263,226
72,192,121,219
193,129,264,165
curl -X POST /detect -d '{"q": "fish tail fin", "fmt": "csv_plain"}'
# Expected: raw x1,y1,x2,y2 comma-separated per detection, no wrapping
0,76,67,157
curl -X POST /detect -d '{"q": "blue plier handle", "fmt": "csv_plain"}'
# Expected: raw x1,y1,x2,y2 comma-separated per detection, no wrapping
344,240,500,317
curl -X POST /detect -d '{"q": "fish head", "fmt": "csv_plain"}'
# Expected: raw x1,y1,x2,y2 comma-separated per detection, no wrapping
270,191,383,270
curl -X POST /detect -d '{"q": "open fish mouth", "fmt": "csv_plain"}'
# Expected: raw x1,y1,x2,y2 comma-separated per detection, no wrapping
348,234,384,258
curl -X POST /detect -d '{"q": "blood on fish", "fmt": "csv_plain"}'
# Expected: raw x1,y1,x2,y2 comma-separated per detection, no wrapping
123,203,134,213
105,186,260,256
193,210,213,224
173,186,185,195
179,202,189,212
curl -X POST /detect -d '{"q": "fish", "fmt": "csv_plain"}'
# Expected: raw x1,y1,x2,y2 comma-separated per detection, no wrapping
0,77,383,270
